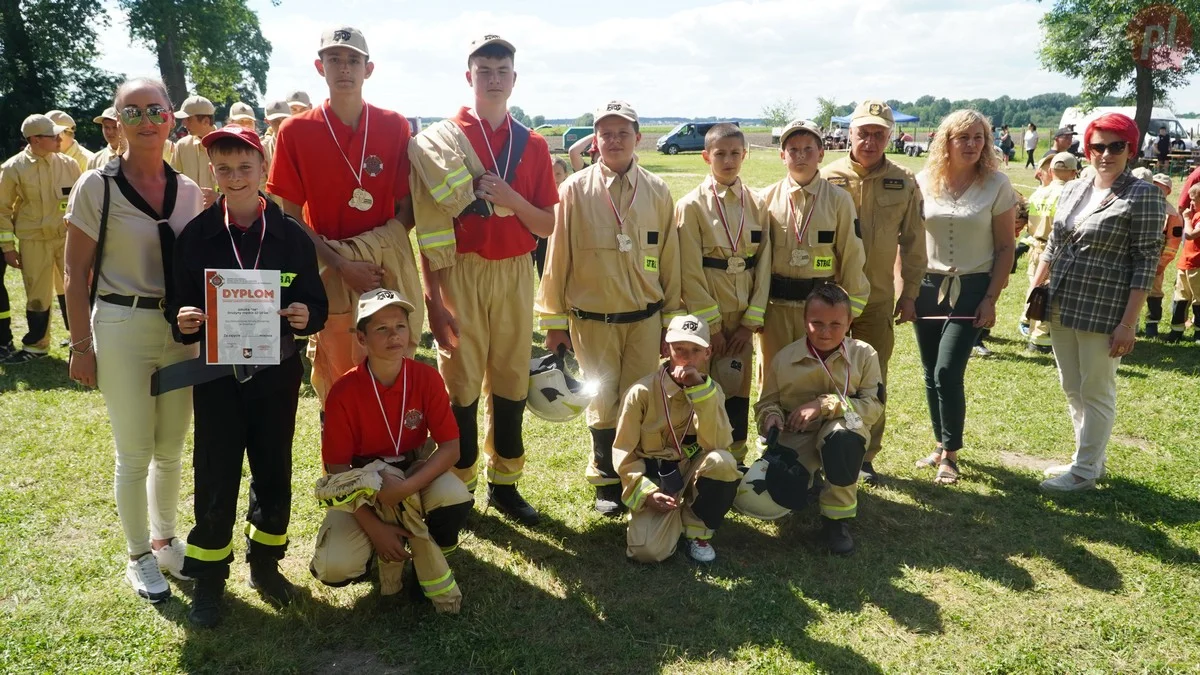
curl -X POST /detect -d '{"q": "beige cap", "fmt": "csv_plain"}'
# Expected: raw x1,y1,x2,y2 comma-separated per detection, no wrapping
320,26,368,57
711,356,746,394
174,95,216,119
228,102,256,121
664,315,710,348
1037,152,1055,170
264,100,290,121
93,107,119,124
21,114,66,138
849,100,894,129
594,100,638,126
780,119,823,148
356,288,415,326
286,91,312,108
1152,173,1173,190
1051,152,1079,171
1132,167,1153,181
45,110,76,130
468,34,516,57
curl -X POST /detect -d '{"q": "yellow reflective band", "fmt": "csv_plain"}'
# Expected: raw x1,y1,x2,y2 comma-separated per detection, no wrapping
0,310,9,320
485,465,522,485
463,476,478,492
441,544,458,556
186,541,233,562
744,305,765,321
318,486,376,508
821,501,857,519
244,523,287,547
849,296,867,317
418,228,456,251
538,315,569,331
696,304,720,323
624,476,657,511
686,377,717,404
430,167,472,203
661,311,683,328
0,232,14,242
684,525,712,539
425,579,458,597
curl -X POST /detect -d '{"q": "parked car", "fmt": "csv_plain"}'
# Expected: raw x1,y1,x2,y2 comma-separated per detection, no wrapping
657,121,740,154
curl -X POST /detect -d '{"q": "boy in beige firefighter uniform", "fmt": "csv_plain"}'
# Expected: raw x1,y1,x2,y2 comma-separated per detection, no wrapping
287,90,313,115
409,36,558,525
755,284,883,555
614,315,740,563
45,110,93,172
759,119,869,379
0,114,82,363
170,95,218,205
87,107,125,170
820,100,926,485
536,100,684,516
675,123,770,466
1022,152,1077,350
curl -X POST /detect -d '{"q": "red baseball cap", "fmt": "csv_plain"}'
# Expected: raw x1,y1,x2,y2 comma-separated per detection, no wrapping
201,125,264,156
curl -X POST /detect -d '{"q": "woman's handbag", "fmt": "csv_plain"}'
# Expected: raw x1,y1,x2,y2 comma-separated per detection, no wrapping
1025,285,1049,322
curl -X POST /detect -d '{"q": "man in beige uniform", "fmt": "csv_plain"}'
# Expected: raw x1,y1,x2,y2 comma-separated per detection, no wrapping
87,107,125,170
536,100,684,516
676,123,771,466
613,315,740,563
0,114,81,362
755,284,883,554
45,110,93,172
820,100,925,486
759,119,869,380
286,91,313,115
170,95,217,205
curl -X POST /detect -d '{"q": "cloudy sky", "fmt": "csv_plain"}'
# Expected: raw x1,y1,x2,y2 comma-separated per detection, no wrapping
93,0,1200,120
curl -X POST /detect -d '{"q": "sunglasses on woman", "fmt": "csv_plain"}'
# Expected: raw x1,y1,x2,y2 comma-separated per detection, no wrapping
1087,141,1127,155
120,104,170,126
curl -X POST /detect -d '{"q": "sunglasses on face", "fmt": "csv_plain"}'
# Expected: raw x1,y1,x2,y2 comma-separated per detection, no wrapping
120,104,170,126
1088,141,1128,156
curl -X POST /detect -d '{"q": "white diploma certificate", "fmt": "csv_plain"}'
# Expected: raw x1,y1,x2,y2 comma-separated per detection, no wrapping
204,269,281,365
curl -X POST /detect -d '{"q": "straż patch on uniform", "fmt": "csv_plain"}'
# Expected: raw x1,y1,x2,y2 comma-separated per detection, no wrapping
827,177,848,187
883,178,905,190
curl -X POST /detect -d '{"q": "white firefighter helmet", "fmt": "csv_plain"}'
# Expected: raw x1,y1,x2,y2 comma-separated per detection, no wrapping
734,443,814,520
711,355,747,395
527,351,595,422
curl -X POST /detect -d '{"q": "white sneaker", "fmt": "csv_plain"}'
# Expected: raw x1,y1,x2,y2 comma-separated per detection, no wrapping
1039,471,1096,493
687,538,717,563
1043,464,1107,480
153,538,192,581
126,552,171,603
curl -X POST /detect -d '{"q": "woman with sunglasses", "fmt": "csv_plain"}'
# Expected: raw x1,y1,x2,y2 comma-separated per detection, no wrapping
913,110,1016,485
1032,113,1164,492
63,78,205,602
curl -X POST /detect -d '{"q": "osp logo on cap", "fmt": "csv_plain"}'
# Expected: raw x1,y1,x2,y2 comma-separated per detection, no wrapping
483,34,500,40
376,290,395,300
682,320,700,331
607,103,623,111
1128,4,1193,70
333,29,352,41
869,103,883,116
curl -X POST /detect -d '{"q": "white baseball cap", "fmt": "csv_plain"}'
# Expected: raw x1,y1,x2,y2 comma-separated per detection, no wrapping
664,315,710,348
355,288,415,326
228,102,256,121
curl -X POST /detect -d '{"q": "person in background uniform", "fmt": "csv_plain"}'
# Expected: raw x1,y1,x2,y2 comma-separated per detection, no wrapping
226,102,258,132
676,123,770,468
1022,152,1077,352
87,107,126,170
758,119,869,384
1155,126,1172,172
1165,184,1200,343
409,35,558,524
613,314,740,563
0,114,81,363
756,283,883,555
261,100,290,201
166,125,327,627
286,90,313,115
171,95,218,206
820,100,925,486
268,26,422,404
1143,172,1183,339
1043,127,1076,159
45,110,94,172
533,156,571,277
535,100,684,516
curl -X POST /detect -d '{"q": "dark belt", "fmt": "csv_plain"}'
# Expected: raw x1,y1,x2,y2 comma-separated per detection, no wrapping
702,254,759,272
99,293,164,310
571,300,663,324
150,337,299,396
769,275,831,302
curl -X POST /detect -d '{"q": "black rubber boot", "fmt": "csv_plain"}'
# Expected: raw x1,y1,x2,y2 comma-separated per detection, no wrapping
1144,296,1163,338
859,461,880,487
594,483,624,517
249,559,295,608
487,483,541,526
188,577,226,628
822,516,855,556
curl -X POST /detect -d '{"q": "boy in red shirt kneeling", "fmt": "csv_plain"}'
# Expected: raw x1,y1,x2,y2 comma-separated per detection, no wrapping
310,289,473,613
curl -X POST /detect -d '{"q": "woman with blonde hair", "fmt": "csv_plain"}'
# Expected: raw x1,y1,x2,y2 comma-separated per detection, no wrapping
913,109,1016,484
63,78,204,602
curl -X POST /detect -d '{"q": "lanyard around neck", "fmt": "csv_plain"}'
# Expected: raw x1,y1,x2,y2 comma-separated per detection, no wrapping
807,339,854,412
369,359,409,456
223,196,267,270
659,367,694,458
321,102,369,188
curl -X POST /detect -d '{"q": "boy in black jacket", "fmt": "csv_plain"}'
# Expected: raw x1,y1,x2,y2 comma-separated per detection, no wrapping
166,125,328,628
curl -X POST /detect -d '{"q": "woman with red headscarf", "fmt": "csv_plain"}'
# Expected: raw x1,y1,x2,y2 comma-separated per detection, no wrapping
1031,113,1164,492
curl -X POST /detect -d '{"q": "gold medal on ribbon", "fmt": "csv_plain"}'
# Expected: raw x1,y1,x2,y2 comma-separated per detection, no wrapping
791,249,810,267
349,187,374,212
725,256,745,274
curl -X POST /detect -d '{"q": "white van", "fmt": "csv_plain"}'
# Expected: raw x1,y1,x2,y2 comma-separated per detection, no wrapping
1058,106,1196,156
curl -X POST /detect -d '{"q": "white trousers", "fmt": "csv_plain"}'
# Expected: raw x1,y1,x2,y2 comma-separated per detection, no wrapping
1049,322,1119,480
93,300,196,556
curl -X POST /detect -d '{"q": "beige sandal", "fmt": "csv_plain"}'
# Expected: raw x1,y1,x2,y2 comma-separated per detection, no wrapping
915,451,943,469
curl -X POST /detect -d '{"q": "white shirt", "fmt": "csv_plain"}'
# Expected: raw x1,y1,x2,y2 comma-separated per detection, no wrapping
1065,183,1112,231
916,169,1017,275
1024,130,1039,151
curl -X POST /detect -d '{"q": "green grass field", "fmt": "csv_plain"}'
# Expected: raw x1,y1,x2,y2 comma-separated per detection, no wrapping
2,151,1199,674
